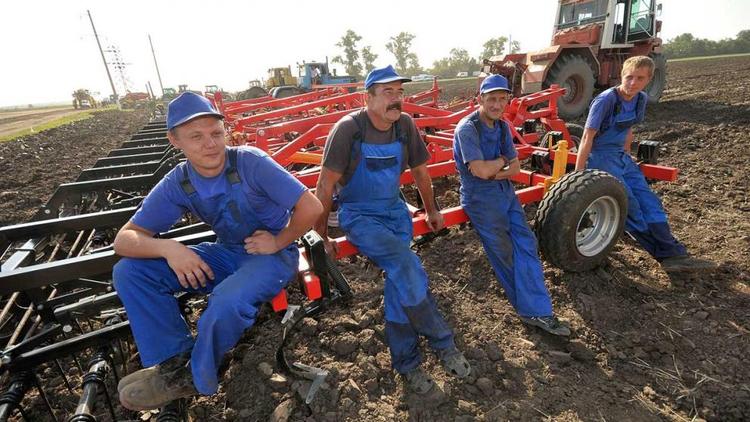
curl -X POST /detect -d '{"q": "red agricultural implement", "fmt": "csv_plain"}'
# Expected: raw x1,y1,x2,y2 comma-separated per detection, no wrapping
212,78,675,272
0,79,676,420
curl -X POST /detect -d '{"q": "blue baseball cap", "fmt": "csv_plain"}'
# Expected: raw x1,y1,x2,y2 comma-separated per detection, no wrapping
364,65,411,89
480,75,511,95
167,92,224,131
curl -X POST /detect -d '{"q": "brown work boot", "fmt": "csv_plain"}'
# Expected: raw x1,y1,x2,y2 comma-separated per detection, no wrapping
117,352,190,394
119,354,197,411
660,255,717,273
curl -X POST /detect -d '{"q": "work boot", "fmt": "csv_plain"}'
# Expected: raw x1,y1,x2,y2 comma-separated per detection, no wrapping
119,354,197,411
117,352,190,394
520,315,571,337
437,347,471,379
660,255,717,273
403,367,436,395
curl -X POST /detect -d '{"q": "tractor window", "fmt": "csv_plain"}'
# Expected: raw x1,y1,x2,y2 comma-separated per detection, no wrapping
627,0,655,41
557,0,609,29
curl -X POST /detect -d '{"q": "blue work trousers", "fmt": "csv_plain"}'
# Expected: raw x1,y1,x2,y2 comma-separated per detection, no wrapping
339,205,455,374
113,242,297,395
589,151,687,258
462,182,553,317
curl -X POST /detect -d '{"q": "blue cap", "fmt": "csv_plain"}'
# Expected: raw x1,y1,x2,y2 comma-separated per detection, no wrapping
364,65,411,89
167,92,224,130
480,74,511,95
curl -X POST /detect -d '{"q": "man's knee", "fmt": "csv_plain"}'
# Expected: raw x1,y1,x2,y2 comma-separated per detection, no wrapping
112,257,142,290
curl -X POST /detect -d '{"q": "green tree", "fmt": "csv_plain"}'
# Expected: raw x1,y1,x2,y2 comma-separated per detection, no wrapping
361,45,378,74
386,32,421,75
332,29,363,78
480,37,508,60
430,48,479,78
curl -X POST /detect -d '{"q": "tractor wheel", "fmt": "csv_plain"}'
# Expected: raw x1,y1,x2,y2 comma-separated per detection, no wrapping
237,86,268,100
273,86,305,99
534,170,627,272
645,53,667,103
544,54,596,120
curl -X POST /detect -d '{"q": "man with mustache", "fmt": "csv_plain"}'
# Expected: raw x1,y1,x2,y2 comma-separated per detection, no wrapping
315,65,470,395
453,75,570,336
112,92,323,410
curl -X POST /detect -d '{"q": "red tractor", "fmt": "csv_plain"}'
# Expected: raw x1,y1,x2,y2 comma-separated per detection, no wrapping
485,0,665,120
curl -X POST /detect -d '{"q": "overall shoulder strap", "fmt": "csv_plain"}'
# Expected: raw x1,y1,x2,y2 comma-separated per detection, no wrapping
179,163,196,195
350,111,367,164
225,148,241,185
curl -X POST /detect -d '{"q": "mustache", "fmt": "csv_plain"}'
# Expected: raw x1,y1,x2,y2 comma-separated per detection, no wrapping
386,102,402,111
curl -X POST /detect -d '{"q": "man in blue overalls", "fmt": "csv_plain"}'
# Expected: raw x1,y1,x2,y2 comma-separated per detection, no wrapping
453,75,570,337
576,56,714,272
314,65,470,395
112,92,323,410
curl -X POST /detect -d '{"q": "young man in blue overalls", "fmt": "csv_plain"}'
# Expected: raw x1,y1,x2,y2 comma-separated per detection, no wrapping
314,65,471,395
576,56,714,272
113,92,323,410
453,75,570,337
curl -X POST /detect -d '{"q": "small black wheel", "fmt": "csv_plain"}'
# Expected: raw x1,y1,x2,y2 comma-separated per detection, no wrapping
645,53,667,103
535,170,628,272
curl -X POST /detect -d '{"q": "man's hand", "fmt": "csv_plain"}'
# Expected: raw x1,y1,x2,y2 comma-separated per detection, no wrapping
426,209,444,232
244,230,280,255
163,243,214,289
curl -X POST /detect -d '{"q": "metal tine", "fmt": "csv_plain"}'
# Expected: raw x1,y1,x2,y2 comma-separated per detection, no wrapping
53,359,75,395
31,371,56,421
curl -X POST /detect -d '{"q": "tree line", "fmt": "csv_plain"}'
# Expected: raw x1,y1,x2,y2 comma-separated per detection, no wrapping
663,30,750,59
331,30,520,79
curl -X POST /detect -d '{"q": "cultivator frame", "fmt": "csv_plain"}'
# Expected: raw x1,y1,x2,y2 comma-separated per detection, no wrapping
0,79,678,420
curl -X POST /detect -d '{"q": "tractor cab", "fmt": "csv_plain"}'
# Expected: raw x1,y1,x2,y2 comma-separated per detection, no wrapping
553,0,661,48
298,61,356,90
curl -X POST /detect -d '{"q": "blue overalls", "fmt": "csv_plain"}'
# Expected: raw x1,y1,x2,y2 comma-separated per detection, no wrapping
113,150,298,395
336,119,455,374
455,112,553,317
587,90,686,259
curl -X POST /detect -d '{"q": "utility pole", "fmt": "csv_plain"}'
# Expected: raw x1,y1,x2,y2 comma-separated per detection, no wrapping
149,34,165,96
87,10,118,105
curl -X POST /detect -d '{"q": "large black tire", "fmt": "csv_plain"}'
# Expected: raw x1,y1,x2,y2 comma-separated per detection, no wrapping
534,170,628,272
645,53,667,104
544,54,596,120
236,86,268,100
272,86,305,99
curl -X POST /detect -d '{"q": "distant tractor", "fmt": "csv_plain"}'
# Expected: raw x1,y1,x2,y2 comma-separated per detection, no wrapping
205,85,234,101
120,92,151,109
235,80,269,101
72,89,97,109
261,60,358,98
484,0,666,119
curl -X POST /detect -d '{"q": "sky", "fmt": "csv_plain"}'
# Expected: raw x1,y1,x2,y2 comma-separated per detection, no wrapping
1,0,747,107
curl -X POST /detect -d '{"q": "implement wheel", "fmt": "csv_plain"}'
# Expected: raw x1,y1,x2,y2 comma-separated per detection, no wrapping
534,170,627,272
645,53,667,103
544,54,596,120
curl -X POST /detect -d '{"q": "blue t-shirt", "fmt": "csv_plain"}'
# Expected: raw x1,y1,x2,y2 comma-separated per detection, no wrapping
453,112,517,182
585,88,646,134
131,146,306,234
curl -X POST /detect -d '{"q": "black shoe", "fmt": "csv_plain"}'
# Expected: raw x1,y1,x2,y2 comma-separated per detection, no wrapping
520,316,571,336
660,255,716,272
